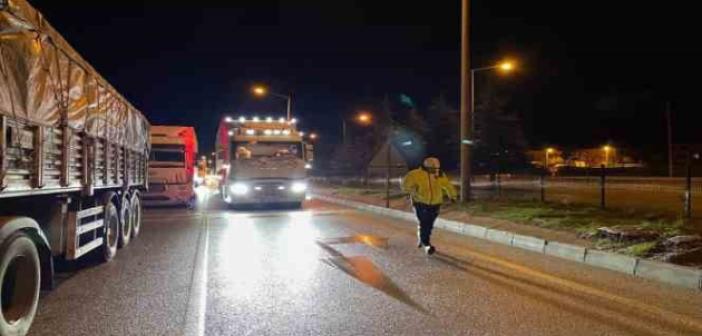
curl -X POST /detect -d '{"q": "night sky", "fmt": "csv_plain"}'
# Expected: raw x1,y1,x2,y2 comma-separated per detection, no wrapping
30,1,702,152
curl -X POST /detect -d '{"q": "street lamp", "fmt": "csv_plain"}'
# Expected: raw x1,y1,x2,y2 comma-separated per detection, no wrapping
602,145,613,167
309,133,318,140
342,111,373,145
251,85,293,121
471,60,516,135
545,147,555,169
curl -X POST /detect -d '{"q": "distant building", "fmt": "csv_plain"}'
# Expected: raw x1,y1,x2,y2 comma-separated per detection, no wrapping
526,147,644,172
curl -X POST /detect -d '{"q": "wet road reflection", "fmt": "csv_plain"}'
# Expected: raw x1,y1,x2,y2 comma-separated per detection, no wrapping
316,241,429,315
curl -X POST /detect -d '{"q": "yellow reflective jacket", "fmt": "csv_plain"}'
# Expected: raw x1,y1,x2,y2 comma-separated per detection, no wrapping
401,168,458,205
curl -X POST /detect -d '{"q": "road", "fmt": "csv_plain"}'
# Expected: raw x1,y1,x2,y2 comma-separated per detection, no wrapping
28,191,702,335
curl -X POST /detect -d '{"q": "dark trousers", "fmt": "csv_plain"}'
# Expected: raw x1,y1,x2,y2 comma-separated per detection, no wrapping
414,203,440,246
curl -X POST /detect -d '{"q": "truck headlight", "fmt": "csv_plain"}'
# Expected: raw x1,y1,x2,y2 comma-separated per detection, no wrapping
291,182,307,193
230,182,249,195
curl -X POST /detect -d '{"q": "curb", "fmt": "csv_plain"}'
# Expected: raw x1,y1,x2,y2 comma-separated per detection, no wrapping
313,193,702,291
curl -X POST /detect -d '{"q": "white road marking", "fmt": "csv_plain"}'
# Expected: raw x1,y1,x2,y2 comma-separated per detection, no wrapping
182,212,209,336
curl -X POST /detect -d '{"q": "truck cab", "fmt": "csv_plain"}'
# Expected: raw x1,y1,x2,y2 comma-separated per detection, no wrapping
144,126,198,206
216,117,312,208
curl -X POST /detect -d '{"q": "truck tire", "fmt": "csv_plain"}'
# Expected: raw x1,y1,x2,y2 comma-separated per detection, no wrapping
118,197,132,248
130,193,142,238
101,200,119,262
0,232,40,336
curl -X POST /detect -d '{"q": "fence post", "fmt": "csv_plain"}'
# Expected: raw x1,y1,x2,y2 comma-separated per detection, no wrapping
385,142,391,208
496,173,502,198
540,173,545,202
600,164,606,209
685,153,692,218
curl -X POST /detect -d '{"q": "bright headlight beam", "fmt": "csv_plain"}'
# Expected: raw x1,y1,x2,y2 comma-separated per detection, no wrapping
230,183,249,195
291,182,307,193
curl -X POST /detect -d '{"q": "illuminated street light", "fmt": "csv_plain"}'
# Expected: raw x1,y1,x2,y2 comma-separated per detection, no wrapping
356,112,372,125
342,111,374,145
250,84,293,121
252,85,267,97
310,133,318,140
603,145,614,167
545,147,555,169
471,58,517,135
499,61,515,72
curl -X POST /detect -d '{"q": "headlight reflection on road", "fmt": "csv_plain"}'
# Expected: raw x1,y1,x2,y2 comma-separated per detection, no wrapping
279,211,320,294
217,211,321,301
217,214,266,300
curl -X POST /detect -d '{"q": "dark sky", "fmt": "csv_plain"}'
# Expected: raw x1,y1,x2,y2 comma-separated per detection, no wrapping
30,1,702,152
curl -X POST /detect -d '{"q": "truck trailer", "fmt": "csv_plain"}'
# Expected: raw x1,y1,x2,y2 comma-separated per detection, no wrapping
0,1,150,335
215,116,313,208
143,126,198,206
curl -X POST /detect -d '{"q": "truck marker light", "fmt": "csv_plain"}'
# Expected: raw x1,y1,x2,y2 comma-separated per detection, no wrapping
282,130,291,135
278,117,286,123
273,130,282,135
266,117,273,123
239,116,246,123
252,116,260,122
264,130,273,135
228,130,234,136
246,129,255,135
225,116,233,123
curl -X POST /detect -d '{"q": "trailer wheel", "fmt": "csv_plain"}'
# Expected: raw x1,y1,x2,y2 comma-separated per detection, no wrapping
130,193,142,238
118,197,132,248
0,232,40,336
101,201,119,262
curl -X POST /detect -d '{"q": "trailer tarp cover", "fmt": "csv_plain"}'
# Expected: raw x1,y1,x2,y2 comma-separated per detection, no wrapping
0,0,149,151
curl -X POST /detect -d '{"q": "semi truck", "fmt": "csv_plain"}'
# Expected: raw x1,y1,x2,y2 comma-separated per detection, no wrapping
143,126,198,206
0,2,149,335
215,116,313,208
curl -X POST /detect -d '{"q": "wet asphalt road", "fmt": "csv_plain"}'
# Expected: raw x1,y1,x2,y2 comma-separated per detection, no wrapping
29,192,702,335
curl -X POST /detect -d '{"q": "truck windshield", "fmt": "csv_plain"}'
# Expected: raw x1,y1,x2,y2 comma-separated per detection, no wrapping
232,141,302,160
150,144,185,166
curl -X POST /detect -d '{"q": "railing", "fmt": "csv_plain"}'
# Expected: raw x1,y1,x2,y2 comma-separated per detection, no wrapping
0,117,147,198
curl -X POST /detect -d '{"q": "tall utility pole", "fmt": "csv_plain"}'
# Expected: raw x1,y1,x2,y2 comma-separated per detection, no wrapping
665,102,673,177
460,0,472,202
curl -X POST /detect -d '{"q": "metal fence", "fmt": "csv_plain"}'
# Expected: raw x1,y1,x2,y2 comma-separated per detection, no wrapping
312,172,702,219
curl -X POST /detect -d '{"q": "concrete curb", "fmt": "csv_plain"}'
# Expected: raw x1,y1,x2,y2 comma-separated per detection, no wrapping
312,193,702,291
545,241,586,263
585,249,639,274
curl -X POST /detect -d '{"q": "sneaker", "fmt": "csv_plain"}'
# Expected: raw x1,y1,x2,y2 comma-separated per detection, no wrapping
424,245,435,255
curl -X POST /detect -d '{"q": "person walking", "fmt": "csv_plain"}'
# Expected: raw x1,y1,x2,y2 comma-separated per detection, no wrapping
402,157,458,255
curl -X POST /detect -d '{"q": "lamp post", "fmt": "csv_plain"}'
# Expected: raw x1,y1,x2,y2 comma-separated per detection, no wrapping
252,85,293,121
471,60,515,134
460,0,472,203
603,145,613,167
342,111,372,145
545,147,555,169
